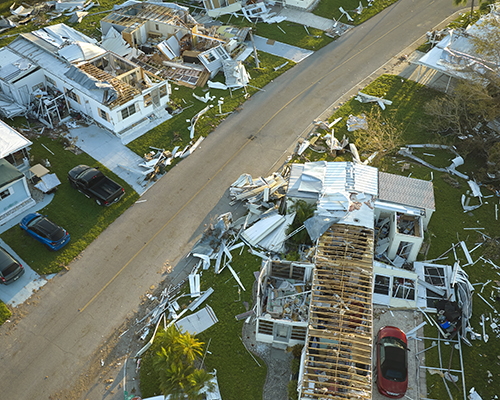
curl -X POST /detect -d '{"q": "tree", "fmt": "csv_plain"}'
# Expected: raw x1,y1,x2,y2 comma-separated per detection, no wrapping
424,79,499,142
186,369,216,400
176,330,203,364
152,326,215,399
287,199,316,245
352,107,404,155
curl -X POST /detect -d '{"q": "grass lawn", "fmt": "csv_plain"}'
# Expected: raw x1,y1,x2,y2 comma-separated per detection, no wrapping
312,0,400,25
296,74,500,399
0,301,12,325
216,13,334,50
0,134,139,275
140,246,267,400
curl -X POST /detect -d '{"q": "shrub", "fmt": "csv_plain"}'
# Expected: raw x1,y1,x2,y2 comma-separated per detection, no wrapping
287,380,299,400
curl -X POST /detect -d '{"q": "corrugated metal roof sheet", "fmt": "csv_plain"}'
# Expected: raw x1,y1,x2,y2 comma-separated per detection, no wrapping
352,163,378,195
378,171,435,210
0,120,32,159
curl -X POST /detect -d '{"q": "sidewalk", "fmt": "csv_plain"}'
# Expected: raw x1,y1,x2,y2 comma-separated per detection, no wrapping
275,6,335,31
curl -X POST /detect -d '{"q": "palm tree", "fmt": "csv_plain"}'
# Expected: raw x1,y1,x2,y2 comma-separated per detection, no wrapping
186,369,216,400
152,326,207,399
154,349,195,400
175,331,203,364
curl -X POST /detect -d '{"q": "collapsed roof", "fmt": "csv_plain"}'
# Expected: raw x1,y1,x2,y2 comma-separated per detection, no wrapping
0,23,159,108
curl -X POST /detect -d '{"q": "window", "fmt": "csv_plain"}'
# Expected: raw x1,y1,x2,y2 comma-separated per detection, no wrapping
121,104,136,120
0,189,11,200
159,85,167,98
98,108,109,121
144,93,152,107
32,82,45,92
155,24,159,30
64,87,80,104
203,52,216,63
45,76,56,87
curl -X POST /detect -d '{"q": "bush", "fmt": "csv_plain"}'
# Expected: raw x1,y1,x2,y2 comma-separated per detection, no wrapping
291,358,300,375
291,344,303,359
287,380,299,400
0,301,12,325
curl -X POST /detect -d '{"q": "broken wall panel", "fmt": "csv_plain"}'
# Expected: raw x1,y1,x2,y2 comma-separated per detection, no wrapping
256,259,314,347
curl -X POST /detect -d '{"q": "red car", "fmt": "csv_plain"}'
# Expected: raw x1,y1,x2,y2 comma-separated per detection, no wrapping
376,326,408,398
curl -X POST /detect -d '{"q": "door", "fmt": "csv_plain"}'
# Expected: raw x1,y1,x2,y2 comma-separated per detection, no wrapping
273,323,291,343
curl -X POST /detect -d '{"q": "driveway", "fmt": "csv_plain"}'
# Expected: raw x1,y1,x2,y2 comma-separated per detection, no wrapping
0,193,56,306
0,1,460,399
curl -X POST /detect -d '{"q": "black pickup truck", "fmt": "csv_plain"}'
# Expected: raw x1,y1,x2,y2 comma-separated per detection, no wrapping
68,165,125,206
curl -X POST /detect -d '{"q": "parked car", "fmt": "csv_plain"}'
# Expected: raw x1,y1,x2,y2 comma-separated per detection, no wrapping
68,165,125,206
0,246,24,284
376,326,408,398
20,213,70,251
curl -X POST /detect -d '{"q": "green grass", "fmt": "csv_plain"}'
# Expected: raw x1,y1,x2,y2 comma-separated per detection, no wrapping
312,0,400,26
127,52,295,158
140,246,267,399
296,75,443,165
216,13,334,50
0,301,12,325
0,134,139,275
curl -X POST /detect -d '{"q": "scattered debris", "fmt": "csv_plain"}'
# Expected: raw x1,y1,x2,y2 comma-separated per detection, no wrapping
355,91,393,110
346,113,367,131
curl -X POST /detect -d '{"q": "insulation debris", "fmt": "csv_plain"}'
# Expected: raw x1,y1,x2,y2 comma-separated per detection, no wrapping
355,91,393,110
346,113,367,131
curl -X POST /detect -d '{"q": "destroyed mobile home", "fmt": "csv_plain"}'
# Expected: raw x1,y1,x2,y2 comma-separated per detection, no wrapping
132,159,494,399
0,1,253,141
0,23,170,139
100,1,251,90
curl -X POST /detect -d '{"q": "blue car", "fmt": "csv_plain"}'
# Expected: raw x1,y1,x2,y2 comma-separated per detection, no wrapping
20,213,70,251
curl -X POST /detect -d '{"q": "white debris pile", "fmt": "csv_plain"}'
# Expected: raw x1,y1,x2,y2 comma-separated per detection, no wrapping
242,3,286,24
355,91,392,110
229,172,287,205
398,144,469,180
346,114,368,131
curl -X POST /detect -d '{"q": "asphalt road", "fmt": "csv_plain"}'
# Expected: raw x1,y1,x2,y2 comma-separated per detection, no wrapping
0,0,460,399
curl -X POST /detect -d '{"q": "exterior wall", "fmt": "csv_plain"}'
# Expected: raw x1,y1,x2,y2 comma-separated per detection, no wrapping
5,69,46,105
256,317,308,347
111,82,170,135
146,20,187,39
387,231,423,263
205,0,242,17
0,177,35,225
43,69,170,135
422,207,433,230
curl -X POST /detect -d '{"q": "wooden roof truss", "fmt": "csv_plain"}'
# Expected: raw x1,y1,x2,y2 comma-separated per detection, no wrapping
104,3,190,31
300,224,374,399
78,63,141,108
